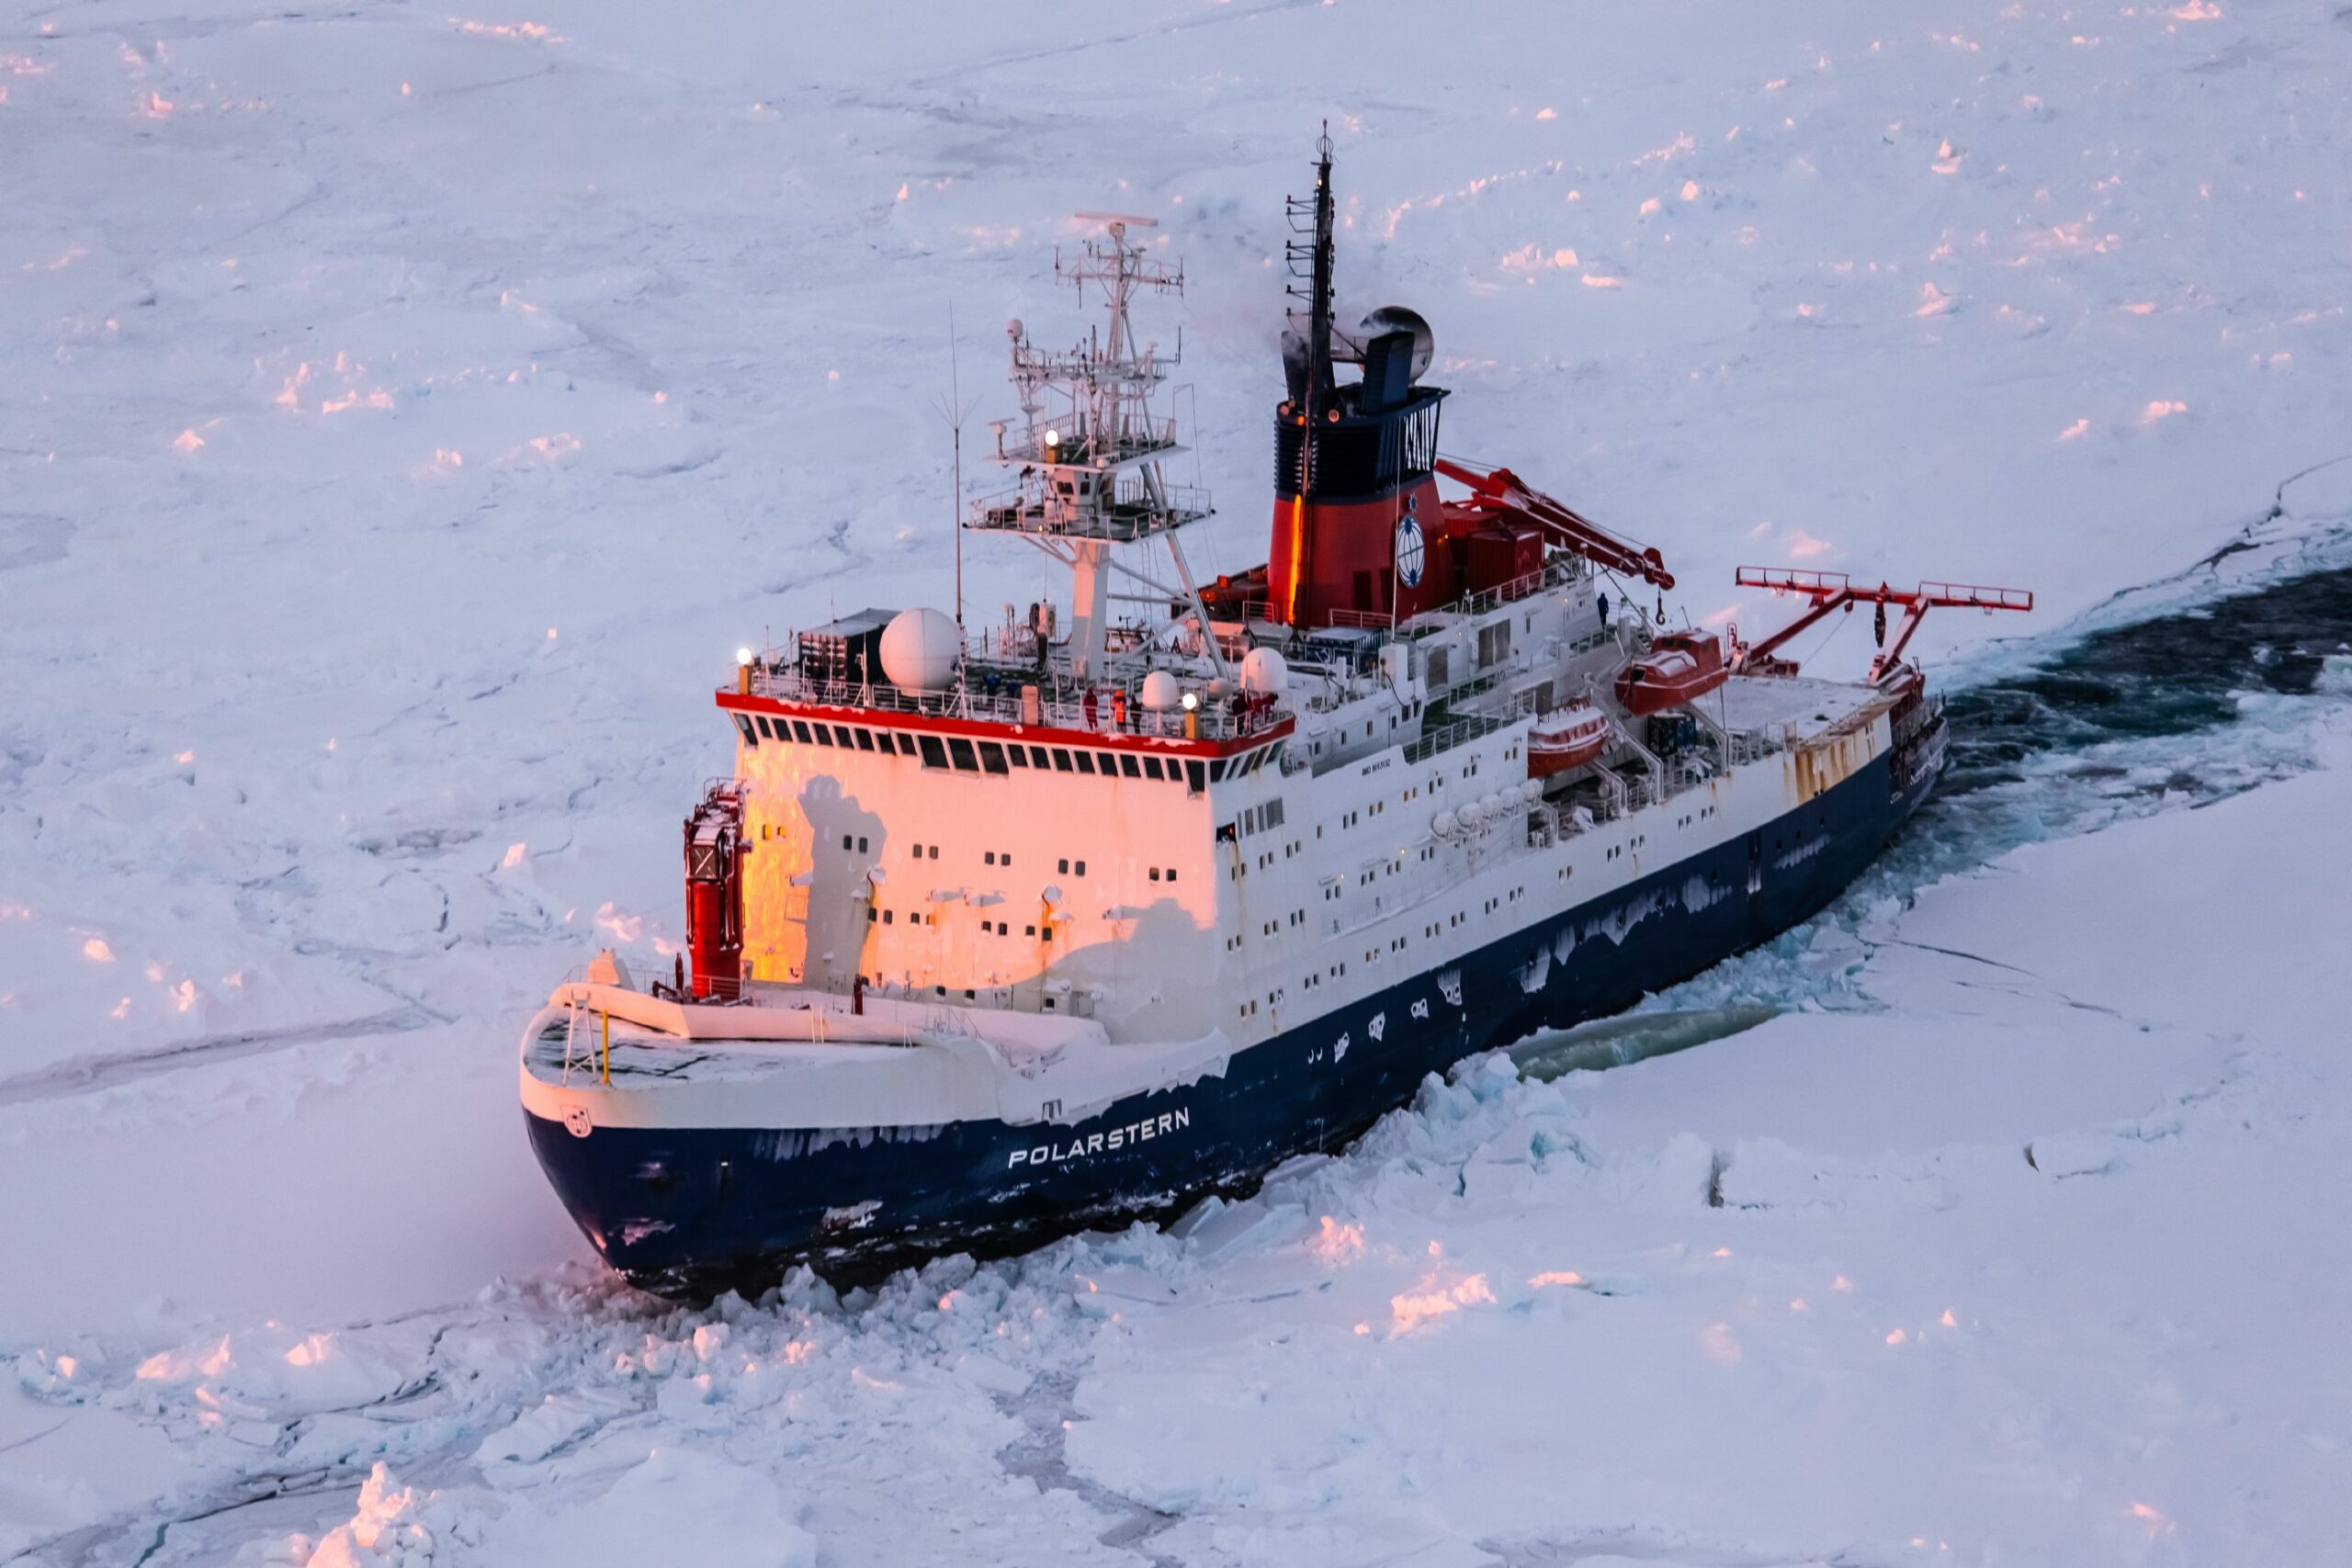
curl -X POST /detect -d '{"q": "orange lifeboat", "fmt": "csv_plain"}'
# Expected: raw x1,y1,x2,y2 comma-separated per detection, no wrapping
1528,702,1611,779
1614,630,1728,717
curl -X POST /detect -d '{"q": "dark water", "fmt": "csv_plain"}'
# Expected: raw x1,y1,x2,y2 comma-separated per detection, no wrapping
1940,564,2352,795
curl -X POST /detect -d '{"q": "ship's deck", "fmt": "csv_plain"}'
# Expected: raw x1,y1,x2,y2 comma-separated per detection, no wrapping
519,982,1234,1126
1715,672,1892,740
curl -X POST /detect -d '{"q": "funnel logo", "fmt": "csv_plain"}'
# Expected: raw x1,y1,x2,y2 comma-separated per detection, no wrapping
1395,515,1426,589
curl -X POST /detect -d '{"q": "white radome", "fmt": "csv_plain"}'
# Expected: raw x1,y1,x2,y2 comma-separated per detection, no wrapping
879,607,963,694
1140,670,1182,710
1239,646,1289,694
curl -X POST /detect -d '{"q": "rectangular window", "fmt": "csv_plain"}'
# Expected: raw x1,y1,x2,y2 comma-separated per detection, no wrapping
883,909,894,924
1075,860,1087,876
1148,867,1160,881
753,715,775,739
1073,750,1096,775
984,851,995,864
827,725,852,747
947,738,979,772
1166,869,1177,883
811,724,835,747
1057,858,1069,874
853,728,876,751
896,734,919,756
1208,759,1228,783
977,741,1010,775
1042,926,1053,942
1118,754,1142,779
1007,746,1028,768
1052,749,1074,773
1029,746,1051,768
733,715,758,745
1141,757,1165,781
791,719,814,744
919,735,950,770
1185,761,1205,794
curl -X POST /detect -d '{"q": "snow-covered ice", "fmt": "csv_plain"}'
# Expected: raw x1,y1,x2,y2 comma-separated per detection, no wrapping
5,0,2352,1562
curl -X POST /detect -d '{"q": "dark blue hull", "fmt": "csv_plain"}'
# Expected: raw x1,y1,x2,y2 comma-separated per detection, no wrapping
529,744,1932,1296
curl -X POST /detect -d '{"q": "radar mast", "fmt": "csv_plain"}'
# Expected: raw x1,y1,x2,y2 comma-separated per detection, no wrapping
971,214,1222,682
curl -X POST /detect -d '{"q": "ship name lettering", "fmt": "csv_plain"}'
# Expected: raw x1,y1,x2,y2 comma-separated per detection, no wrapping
1008,1107,1193,1168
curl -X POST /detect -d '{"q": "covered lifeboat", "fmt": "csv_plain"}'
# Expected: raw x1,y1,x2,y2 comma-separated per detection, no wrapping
1614,629,1728,716
1527,701,1611,779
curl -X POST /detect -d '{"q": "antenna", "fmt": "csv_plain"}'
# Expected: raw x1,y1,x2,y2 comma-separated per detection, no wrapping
931,303,981,628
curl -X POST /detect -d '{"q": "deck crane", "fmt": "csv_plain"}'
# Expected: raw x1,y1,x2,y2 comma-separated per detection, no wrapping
1731,568,2034,685
1436,458,1676,591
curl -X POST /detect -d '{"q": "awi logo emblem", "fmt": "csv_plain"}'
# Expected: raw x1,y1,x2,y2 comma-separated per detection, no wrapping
1394,514,1426,589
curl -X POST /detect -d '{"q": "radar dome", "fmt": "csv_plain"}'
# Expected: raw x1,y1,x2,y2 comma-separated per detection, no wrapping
1239,647,1289,695
879,607,963,694
1360,306,1435,383
1139,671,1182,711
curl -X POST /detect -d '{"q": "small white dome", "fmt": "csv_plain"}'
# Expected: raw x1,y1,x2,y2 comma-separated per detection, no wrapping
1482,792,1508,819
1456,798,1485,827
1139,671,1182,711
1519,779,1544,804
879,608,963,694
1239,646,1289,695
1430,809,1459,838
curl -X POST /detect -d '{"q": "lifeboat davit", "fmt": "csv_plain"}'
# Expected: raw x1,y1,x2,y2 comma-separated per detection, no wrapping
1528,702,1611,779
1614,630,1728,717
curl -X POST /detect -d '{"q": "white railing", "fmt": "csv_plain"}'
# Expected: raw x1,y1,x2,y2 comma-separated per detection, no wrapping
742,663,1289,745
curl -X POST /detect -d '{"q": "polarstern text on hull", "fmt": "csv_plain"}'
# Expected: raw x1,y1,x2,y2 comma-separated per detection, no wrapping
1010,1108,1193,1169
515,130,2033,1297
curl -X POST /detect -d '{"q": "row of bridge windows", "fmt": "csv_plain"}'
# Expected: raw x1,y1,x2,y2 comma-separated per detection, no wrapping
735,710,1282,793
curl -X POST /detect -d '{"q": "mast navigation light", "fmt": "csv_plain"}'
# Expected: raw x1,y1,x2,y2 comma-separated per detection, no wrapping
736,647,754,666
1044,427,1060,448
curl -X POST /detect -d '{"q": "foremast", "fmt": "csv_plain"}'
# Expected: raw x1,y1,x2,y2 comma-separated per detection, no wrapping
972,215,1224,682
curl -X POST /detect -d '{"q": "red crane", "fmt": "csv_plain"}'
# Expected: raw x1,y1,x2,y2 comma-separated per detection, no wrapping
1732,568,2033,685
1435,458,1676,591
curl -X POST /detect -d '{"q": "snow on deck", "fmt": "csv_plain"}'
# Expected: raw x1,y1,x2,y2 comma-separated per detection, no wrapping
1716,671,1891,739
